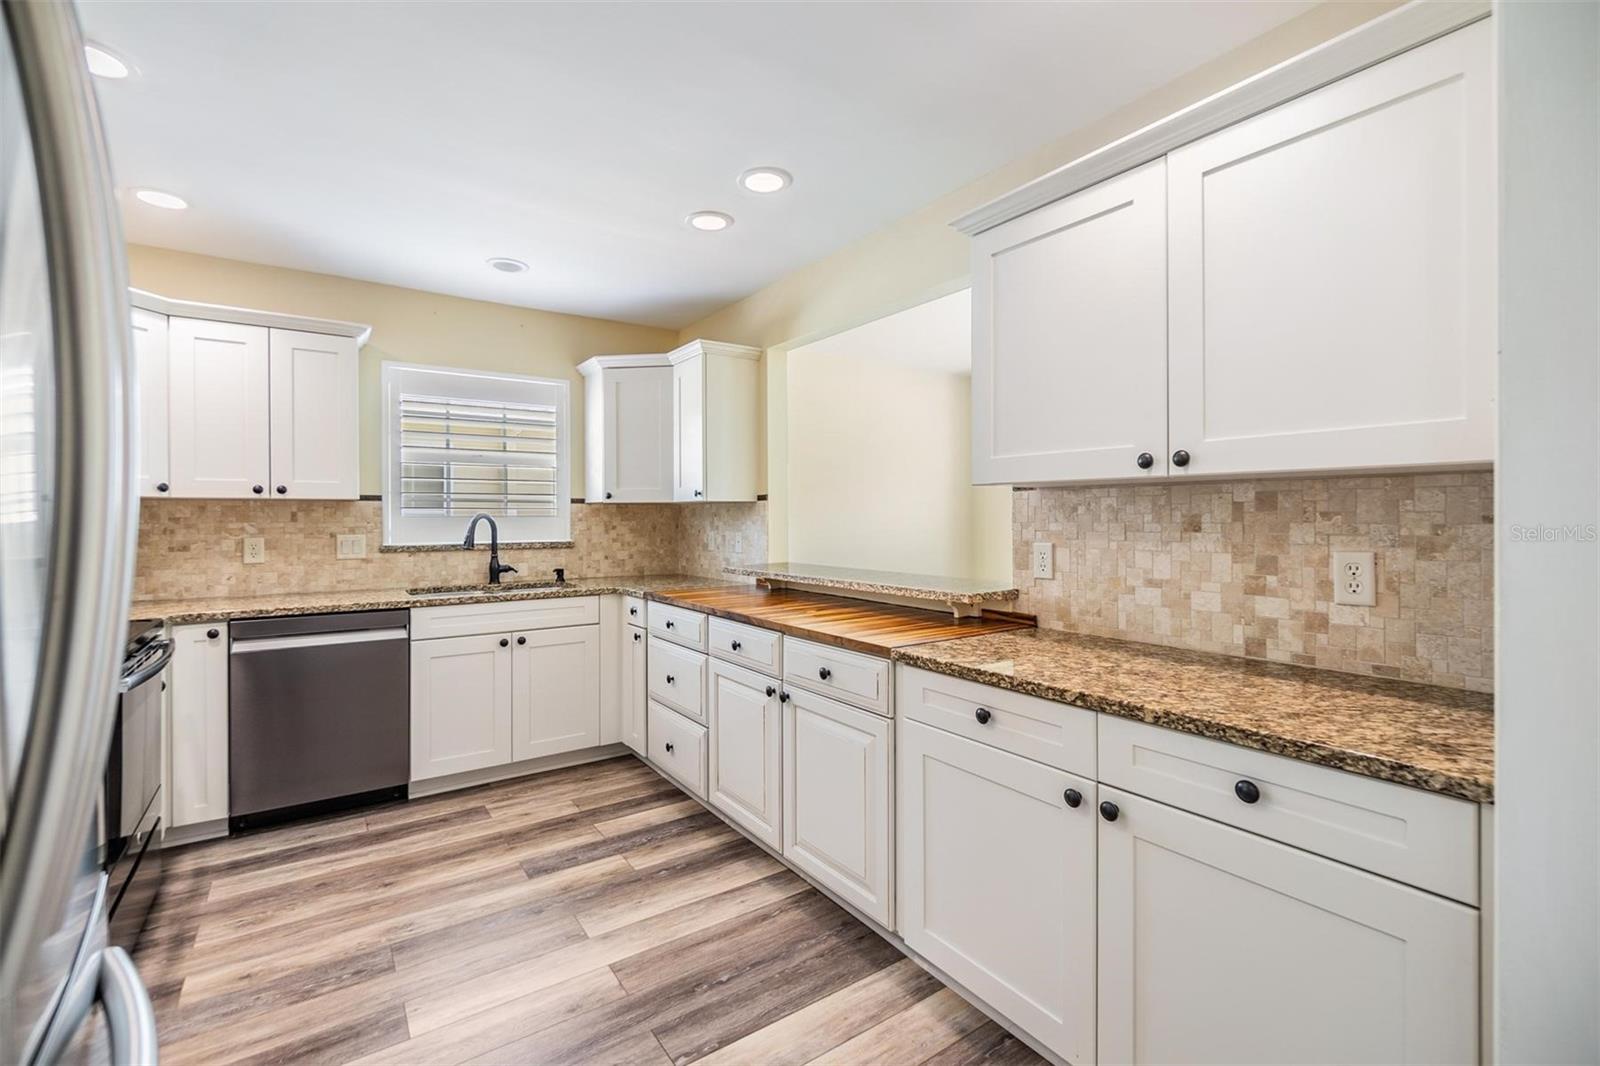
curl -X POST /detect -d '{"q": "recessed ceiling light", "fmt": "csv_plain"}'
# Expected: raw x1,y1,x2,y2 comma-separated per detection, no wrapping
133,189,187,210
739,167,791,194
686,211,734,232
486,257,528,273
84,43,130,79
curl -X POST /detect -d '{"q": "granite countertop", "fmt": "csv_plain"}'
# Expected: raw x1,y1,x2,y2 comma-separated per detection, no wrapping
723,562,1020,607
893,628,1495,803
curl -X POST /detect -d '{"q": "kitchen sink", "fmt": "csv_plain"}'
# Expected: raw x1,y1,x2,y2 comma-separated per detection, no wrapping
406,581,563,599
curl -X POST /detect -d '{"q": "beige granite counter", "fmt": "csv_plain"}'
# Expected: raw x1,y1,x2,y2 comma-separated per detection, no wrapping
893,628,1494,802
724,562,1020,607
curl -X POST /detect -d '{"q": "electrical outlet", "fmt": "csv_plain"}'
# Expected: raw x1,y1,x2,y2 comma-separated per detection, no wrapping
336,534,366,559
733,533,743,555
1031,541,1055,580
1331,551,1376,606
242,536,266,565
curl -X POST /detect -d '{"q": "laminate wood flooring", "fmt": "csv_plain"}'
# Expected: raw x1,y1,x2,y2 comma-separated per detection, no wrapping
137,756,1047,1066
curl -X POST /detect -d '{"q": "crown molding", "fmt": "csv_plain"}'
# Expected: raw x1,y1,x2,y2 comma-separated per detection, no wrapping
577,353,672,375
128,287,372,344
667,338,762,365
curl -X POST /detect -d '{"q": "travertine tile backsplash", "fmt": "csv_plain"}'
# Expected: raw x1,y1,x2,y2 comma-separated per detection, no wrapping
1014,471,1493,691
133,498,767,601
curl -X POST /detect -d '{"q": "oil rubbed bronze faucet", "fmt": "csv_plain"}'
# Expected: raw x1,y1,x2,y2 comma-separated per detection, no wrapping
462,513,518,585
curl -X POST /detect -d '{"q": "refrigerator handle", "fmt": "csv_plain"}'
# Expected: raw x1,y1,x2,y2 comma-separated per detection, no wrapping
0,0,138,1035
99,948,158,1066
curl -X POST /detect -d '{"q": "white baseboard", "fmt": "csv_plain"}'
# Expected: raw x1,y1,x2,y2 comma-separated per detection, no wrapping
407,744,631,798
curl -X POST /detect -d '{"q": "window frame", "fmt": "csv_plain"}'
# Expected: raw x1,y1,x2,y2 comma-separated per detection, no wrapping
381,361,571,547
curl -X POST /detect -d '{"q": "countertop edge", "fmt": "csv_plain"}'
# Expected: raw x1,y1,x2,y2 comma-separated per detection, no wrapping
722,565,1020,605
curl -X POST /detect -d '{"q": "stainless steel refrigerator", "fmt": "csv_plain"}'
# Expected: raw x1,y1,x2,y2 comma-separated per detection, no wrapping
0,2,148,1063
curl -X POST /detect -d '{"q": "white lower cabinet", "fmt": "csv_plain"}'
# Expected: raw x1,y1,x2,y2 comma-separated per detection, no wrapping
898,719,1097,1066
168,624,230,828
1096,786,1479,1065
783,686,893,927
511,625,600,761
648,700,708,799
707,658,782,850
623,624,647,755
410,633,513,781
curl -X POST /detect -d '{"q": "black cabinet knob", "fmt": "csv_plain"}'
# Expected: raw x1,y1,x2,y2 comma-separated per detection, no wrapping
665,741,674,754
1063,788,1082,808
629,606,638,616
251,484,264,494
156,482,169,493
1171,449,1191,468
1136,452,1154,470
665,674,675,684
694,490,703,497
766,685,777,698
499,637,509,647
818,666,831,681
1234,779,1261,804
1100,800,1120,822
275,484,287,495
605,491,613,499
731,640,742,651
206,628,219,640
778,690,790,703
665,620,674,629
974,707,992,725
516,635,527,646
633,632,641,643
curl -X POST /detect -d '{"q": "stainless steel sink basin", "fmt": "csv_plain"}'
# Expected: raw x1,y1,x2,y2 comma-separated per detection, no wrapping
406,581,562,600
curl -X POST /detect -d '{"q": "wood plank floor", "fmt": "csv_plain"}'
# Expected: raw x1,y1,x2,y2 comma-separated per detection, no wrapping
137,755,1047,1065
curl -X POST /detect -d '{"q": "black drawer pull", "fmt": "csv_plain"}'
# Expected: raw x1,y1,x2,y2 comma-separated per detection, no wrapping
1235,779,1261,804
974,707,992,725
664,741,674,754
1099,800,1119,822
818,666,831,681
665,674,675,684
1063,788,1082,808
766,685,777,698
629,606,637,616
731,640,742,651
665,620,674,629
633,632,641,643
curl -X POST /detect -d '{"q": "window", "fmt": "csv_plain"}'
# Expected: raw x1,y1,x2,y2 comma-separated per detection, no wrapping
382,362,570,546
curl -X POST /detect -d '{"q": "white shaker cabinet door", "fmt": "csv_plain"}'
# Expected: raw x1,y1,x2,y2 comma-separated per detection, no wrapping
131,307,170,498
623,624,647,755
167,317,270,498
410,633,513,781
168,624,229,827
511,625,601,761
898,719,1097,1066
782,687,892,928
603,365,673,502
708,658,782,850
268,328,359,499
1097,787,1479,1065
1166,21,1494,478
971,158,1168,484
671,352,705,501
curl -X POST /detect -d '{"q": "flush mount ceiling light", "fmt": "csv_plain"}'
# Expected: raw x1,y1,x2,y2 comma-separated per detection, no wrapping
486,257,529,273
738,167,792,194
84,43,130,79
686,211,734,232
133,189,187,210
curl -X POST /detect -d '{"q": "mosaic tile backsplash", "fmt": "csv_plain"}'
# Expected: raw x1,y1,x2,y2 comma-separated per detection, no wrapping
1013,471,1493,692
133,498,768,601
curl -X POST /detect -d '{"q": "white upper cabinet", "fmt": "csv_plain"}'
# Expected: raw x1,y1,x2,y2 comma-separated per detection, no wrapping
268,328,359,498
579,356,673,502
131,307,170,497
1165,21,1494,478
168,317,272,498
971,159,1169,484
670,339,760,502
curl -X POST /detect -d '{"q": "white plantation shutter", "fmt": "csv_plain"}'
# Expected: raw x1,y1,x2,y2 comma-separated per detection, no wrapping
383,364,570,545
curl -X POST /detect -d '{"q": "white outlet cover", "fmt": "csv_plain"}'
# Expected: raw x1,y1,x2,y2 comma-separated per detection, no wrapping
1331,550,1376,607
242,536,266,565
1031,541,1055,580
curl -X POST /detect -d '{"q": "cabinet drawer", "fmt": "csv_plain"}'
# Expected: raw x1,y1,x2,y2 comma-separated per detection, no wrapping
623,596,647,626
648,700,707,800
1099,715,1480,904
647,601,708,651
896,665,1096,778
411,596,599,640
784,636,890,716
647,635,707,724
709,616,782,677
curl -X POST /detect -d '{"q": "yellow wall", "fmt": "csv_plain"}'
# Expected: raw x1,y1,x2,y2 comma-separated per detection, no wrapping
676,1,1400,561
125,244,678,498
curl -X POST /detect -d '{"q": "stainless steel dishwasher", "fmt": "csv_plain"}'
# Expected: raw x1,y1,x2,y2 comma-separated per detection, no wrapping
229,610,410,829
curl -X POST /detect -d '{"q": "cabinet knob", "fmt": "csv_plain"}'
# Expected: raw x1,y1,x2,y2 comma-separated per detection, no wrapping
818,666,831,681
1171,449,1191,468
766,685,777,698
665,674,675,684
275,484,287,495
1136,452,1154,470
1234,779,1261,804
629,606,638,616
156,482,169,493
731,640,741,651
499,637,509,648
605,491,613,499
665,620,674,629
633,632,641,643
516,635,527,646
1099,800,1120,822
974,707,992,725
694,490,703,498
1063,788,1082,808
665,741,674,754
778,690,790,703
206,628,219,640
252,484,264,494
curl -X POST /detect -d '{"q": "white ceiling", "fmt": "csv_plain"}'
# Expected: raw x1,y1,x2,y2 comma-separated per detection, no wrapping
792,289,972,375
78,1,1310,329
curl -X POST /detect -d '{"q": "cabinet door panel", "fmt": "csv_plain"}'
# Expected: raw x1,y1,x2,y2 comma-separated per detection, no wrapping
131,308,170,497
783,688,892,927
1097,787,1478,1065
168,317,270,498
605,366,673,502
1167,22,1493,476
899,720,1096,1065
410,634,512,781
708,659,782,849
268,328,359,499
512,625,600,761
971,158,1167,484
672,354,704,500
169,625,229,827
624,624,647,755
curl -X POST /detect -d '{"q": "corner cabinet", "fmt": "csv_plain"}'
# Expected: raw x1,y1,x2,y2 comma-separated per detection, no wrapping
131,307,171,497
669,339,760,502
578,355,674,503
967,19,1494,485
